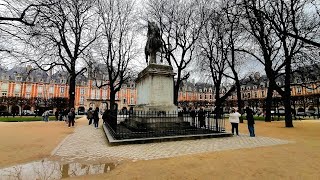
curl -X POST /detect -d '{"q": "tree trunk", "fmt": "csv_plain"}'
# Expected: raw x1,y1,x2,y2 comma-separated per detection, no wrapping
235,79,243,123
284,62,293,127
68,75,76,109
236,86,243,112
109,90,117,111
265,86,273,122
284,94,293,127
174,82,179,106
109,90,117,131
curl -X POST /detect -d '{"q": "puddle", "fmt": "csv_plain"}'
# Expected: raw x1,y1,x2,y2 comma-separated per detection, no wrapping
0,160,116,180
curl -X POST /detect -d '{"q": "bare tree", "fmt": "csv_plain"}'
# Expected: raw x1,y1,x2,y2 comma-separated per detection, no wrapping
94,0,137,111
240,0,283,122
221,0,248,115
264,0,316,127
0,0,53,55
20,0,100,109
0,0,47,26
145,0,206,105
241,0,319,127
278,0,320,48
198,4,237,119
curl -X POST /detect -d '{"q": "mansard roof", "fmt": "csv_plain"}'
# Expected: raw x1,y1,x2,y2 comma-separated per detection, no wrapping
1,66,88,84
6,66,49,82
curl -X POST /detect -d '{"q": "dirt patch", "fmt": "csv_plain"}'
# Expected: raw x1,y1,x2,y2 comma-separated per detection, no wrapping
1,118,320,179
72,120,320,180
0,118,85,168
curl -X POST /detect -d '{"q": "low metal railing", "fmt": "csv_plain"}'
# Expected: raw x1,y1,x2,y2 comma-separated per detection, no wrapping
104,111,226,140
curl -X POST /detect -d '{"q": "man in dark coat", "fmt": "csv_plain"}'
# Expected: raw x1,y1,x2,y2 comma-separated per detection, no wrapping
68,108,76,128
87,107,93,125
246,107,255,137
190,106,196,126
93,107,100,129
102,108,110,125
198,107,206,128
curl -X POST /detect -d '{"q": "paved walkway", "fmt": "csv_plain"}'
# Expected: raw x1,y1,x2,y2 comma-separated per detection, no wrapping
51,121,293,163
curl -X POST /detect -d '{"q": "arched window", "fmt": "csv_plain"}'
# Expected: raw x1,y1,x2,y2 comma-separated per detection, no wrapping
1,83,8,90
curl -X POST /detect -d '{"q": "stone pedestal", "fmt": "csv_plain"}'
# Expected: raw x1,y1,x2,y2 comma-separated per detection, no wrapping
135,64,177,113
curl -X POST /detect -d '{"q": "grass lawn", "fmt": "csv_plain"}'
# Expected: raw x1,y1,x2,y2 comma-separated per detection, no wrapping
0,116,56,122
0,117,320,179
0,115,83,122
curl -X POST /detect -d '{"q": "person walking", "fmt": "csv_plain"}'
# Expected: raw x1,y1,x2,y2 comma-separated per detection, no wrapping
93,107,100,129
198,107,206,128
68,108,76,128
229,108,241,136
246,107,255,137
42,110,50,122
59,110,63,121
102,108,112,124
87,107,93,125
63,109,69,125
190,106,196,126
55,110,59,121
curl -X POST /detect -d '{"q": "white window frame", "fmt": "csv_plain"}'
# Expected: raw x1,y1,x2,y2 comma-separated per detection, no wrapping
60,87,65,94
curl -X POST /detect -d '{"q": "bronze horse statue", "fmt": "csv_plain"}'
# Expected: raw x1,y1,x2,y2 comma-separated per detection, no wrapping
145,21,162,64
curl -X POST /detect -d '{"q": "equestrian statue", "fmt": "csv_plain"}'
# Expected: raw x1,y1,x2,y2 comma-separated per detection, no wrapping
145,21,162,64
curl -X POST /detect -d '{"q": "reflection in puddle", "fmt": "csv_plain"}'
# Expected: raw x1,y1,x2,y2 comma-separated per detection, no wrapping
0,160,116,180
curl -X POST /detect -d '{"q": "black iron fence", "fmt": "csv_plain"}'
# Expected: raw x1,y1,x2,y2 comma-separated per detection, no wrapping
104,111,226,140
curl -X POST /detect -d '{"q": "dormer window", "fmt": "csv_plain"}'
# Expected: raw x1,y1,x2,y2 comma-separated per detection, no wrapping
14,84,21,93
297,87,302,94
1,83,8,90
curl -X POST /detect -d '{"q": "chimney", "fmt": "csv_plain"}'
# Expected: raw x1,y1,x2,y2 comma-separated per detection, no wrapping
27,65,32,72
88,61,93,79
49,69,53,77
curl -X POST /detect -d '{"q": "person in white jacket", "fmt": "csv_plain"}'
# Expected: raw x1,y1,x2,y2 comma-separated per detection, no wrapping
229,108,241,136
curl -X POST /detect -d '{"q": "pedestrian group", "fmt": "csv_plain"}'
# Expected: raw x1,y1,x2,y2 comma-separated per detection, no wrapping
228,107,255,137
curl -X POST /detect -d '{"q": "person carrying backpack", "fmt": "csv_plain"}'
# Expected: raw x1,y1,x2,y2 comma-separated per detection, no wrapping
93,107,100,129
87,107,93,125
68,108,76,128
42,110,50,122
